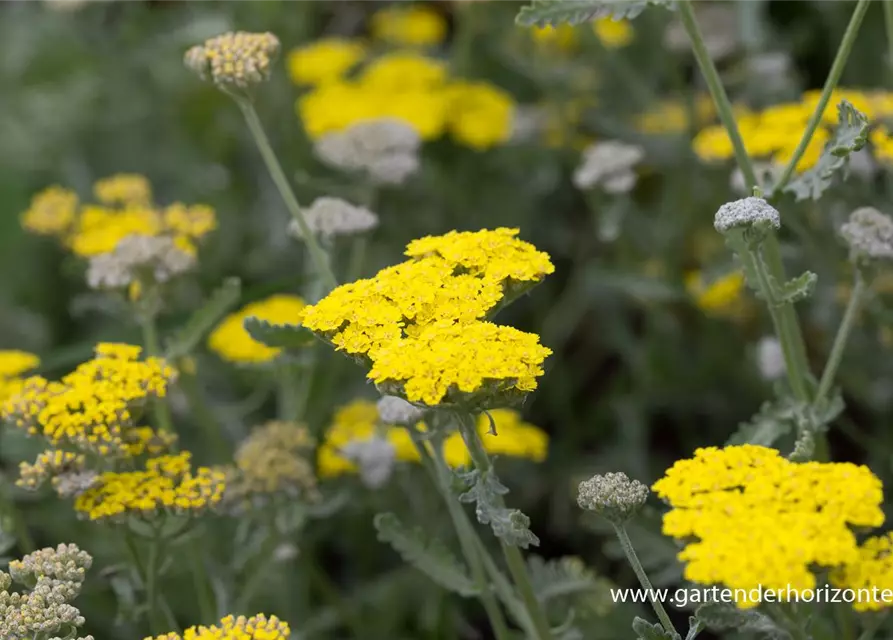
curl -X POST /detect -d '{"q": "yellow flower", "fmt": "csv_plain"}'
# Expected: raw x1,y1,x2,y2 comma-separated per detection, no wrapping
685,270,745,316
593,17,633,48
208,294,307,364
286,38,366,86
475,409,548,462
370,5,447,47
144,613,290,640
1,343,176,457
20,186,78,237
162,203,217,240
67,205,162,257
653,445,885,607
446,81,515,149
368,321,551,406
92,173,152,207
17,449,86,492
636,95,717,135
530,24,578,51
0,350,40,405
359,51,448,90
833,532,893,611
74,451,225,521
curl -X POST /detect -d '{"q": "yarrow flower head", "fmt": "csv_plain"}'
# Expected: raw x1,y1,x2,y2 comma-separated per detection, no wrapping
370,4,447,47
74,451,225,522
313,118,422,185
86,234,195,290
0,350,39,404
145,613,290,640
20,186,78,236
288,197,379,240
185,31,280,90
832,532,893,611
577,472,649,524
652,445,885,607
0,544,92,640
208,295,306,364
286,38,366,86
572,140,644,193
219,421,319,512
713,196,781,236
2,343,176,457
840,206,893,264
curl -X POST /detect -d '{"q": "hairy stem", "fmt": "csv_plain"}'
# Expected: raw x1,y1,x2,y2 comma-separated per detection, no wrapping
815,274,866,405
140,314,174,434
235,98,338,292
612,523,678,637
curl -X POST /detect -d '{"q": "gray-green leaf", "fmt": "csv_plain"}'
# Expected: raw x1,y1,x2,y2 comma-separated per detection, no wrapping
164,277,241,359
373,512,480,597
515,0,669,27
243,316,315,350
726,399,795,447
685,616,704,640
767,271,817,307
458,469,540,548
632,617,681,640
695,602,782,635
783,99,869,201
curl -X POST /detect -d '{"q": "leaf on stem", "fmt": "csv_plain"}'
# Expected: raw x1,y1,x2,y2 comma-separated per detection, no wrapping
684,616,704,640
527,555,614,625
726,399,794,448
165,277,241,359
632,616,681,640
515,0,671,27
458,469,540,548
766,271,818,307
373,512,480,597
243,317,316,350
783,100,869,201
694,602,782,635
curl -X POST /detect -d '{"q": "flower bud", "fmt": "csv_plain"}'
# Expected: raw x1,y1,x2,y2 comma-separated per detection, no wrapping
377,395,425,426
577,472,649,524
840,206,893,264
185,31,280,90
714,196,781,235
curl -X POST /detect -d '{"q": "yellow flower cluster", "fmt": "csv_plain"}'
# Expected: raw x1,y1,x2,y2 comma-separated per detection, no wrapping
1,343,176,456
529,18,634,50
17,450,86,492
0,350,40,404
370,4,447,48
145,613,290,640
21,174,217,258
318,400,548,478
74,451,225,521
221,421,319,510
295,49,515,149
208,294,307,364
832,532,893,611
692,88,893,172
653,445,885,607
635,95,719,135
301,228,553,405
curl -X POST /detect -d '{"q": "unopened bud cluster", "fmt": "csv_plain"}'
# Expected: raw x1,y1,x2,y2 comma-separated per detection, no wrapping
577,472,649,524
185,31,280,89
314,118,422,185
86,234,194,290
288,197,379,240
840,206,893,264
714,196,781,235
339,436,397,489
573,141,644,193
0,544,93,640
377,395,425,426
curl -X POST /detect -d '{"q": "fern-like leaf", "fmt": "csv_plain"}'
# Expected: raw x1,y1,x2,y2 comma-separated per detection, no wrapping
373,512,479,597
516,0,672,27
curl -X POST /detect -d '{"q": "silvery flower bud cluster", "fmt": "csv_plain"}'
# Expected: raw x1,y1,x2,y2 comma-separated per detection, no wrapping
288,197,379,240
577,472,649,524
339,437,397,489
573,141,644,194
377,395,425,426
185,31,280,90
840,206,893,264
86,233,195,289
314,119,421,185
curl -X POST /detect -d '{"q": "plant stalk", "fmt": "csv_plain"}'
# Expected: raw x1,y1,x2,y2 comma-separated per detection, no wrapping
815,274,866,405
235,98,338,292
146,537,163,635
140,315,174,434
612,523,679,637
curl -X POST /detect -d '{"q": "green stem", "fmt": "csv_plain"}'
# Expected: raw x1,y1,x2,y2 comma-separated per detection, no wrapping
123,533,178,633
140,315,174,434
276,363,310,422
407,427,515,640
346,236,368,283
190,537,217,623
146,537,163,635
679,0,812,388
815,274,866,405
886,2,893,79
235,98,338,292
677,0,757,189
234,528,281,613
456,414,554,640
177,367,230,461
771,0,871,194
612,523,678,637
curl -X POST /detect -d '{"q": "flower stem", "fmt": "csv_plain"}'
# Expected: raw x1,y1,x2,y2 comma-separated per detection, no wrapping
678,0,812,401
235,98,338,292
234,527,281,613
140,315,174,435
771,0,871,195
456,413,554,640
190,536,217,623
146,536,163,635
885,2,893,80
276,362,310,422
407,426,514,640
815,274,866,406
611,523,678,637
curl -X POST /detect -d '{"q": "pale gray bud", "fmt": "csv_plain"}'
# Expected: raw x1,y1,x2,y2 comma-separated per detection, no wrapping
840,207,893,262
756,336,785,380
577,472,649,524
86,233,195,289
288,197,378,240
314,118,421,186
573,141,643,193
377,395,425,425
339,437,396,489
714,196,781,234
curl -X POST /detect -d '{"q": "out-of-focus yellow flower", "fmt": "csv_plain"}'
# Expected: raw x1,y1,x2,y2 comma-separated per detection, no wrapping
208,294,307,364
685,270,745,316
286,38,366,86
0,350,40,405
530,24,578,51
370,5,447,48
93,174,152,207
67,206,162,257
593,18,633,48
146,613,290,640
359,51,448,90
20,186,78,237
446,81,515,149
